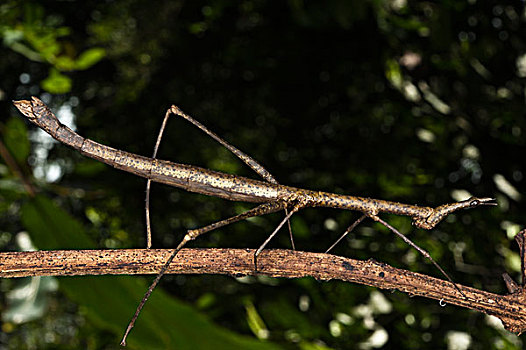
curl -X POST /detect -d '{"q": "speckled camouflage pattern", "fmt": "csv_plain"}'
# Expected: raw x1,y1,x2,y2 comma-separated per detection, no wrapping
14,97,495,231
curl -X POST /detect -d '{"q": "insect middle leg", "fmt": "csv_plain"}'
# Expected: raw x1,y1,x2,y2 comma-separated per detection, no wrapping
121,201,287,346
253,204,303,271
144,106,294,249
325,214,367,254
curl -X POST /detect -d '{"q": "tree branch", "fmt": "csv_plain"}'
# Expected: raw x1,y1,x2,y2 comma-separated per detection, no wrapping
2,238,526,335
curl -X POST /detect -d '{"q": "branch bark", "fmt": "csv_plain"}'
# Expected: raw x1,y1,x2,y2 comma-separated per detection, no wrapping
1,243,526,335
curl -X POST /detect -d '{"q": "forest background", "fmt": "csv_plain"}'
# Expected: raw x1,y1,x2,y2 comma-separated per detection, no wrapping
0,1,525,349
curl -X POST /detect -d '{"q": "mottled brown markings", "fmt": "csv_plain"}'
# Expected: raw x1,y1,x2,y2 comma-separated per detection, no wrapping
14,97,497,346
19,97,481,228
342,261,354,271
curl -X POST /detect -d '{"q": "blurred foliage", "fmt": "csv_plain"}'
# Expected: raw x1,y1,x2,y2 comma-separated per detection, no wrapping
0,2,105,94
18,195,280,349
0,0,525,349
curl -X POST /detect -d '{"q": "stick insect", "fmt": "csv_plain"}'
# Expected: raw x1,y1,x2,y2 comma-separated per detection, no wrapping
14,97,496,346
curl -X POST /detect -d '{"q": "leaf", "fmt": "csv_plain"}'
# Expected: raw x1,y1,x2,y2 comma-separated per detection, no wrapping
3,274,58,324
21,195,282,349
74,47,106,70
245,300,269,340
40,68,72,94
3,117,30,164
54,55,75,71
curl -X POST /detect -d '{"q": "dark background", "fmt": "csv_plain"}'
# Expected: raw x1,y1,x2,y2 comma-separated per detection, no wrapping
1,1,525,349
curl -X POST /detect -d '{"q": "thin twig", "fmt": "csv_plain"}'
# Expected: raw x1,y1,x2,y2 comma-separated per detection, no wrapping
1,247,526,334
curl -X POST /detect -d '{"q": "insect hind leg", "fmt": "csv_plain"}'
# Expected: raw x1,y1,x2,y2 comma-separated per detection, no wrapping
145,108,172,248
170,105,295,249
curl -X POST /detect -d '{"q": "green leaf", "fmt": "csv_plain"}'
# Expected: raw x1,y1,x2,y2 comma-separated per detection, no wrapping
245,300,269,340
74,47,106,70
3,117,30,164
54,55,75,71
41,68,72,94
21,195,282,349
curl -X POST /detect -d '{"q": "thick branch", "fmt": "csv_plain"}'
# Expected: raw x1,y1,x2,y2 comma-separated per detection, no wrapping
1,247,526,334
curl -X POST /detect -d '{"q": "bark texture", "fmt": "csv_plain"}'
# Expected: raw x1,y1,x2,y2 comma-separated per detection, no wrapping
2,237,526,335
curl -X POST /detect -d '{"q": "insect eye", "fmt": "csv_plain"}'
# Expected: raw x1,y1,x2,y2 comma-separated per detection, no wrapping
469,199,480,207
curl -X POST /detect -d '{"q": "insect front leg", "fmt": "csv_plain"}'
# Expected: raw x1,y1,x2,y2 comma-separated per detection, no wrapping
369,214,466,299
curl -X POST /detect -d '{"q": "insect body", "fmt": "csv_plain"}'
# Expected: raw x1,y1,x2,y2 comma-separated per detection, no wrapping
14,97,496,345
